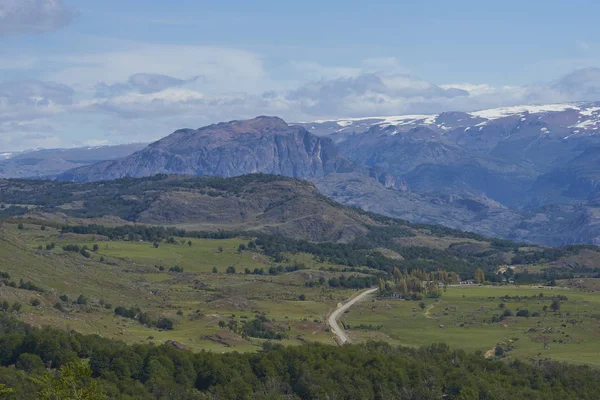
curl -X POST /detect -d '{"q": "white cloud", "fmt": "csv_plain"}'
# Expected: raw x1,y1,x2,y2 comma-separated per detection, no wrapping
0,80,74,123
47,44,269,95
0,0,75,36
2,50,600,151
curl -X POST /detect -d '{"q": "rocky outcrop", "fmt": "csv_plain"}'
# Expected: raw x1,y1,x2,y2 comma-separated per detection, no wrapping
58,117,359,182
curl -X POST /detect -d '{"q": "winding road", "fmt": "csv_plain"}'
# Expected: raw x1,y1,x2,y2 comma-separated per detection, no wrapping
328,288,378,345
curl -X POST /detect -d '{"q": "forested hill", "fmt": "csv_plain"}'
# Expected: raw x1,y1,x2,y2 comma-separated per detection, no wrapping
0,315,599,399
2,173,600,281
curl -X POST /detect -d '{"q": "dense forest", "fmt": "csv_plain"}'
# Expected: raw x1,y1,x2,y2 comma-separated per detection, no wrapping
0,315,599,399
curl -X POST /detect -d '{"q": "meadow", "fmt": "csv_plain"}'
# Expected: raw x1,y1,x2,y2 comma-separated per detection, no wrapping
0,221,362,353
1,220,599,366
345,284,600,365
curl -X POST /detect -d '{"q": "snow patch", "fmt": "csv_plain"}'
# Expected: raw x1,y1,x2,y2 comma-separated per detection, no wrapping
579,107,600,117
470,103,579,120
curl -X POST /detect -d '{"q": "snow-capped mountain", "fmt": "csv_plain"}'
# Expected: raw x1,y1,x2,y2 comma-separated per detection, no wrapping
295,102,600,211
295,102,600,140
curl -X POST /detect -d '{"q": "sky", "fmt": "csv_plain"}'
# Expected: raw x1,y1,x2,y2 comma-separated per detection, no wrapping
2,0,600,151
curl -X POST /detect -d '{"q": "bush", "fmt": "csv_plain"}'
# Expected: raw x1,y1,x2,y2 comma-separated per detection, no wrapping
59,294,69,302
54,302,64,312
503,309,513,317
494,346,505,357
298,294,306,301
156,318,174,330
169,266,184,273
76,294,87,305
226,266,236,274
516,309,530,318
30,299,41,307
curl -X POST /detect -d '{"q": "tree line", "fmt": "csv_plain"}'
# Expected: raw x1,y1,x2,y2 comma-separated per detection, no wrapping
0,315,599,399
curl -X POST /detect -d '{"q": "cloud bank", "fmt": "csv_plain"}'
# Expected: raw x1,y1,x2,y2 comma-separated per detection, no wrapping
2,46,600,151
0,0,75,36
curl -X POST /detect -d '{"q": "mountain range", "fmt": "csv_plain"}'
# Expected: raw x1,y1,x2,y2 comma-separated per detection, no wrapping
0,143,147,179
7,101,600,246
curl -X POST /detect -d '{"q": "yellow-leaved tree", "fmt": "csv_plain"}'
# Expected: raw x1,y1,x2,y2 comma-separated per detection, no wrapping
0,384,14,396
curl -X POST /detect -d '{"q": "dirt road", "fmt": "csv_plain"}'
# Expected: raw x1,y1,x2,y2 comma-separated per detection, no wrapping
328,288,378,345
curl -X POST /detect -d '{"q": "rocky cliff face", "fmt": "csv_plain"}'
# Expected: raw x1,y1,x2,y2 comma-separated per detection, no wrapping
58,117,359,182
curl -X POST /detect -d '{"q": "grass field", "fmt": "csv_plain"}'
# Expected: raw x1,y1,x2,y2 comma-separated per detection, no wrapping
345,284,600,365
2,221,600,365
0,222,360,352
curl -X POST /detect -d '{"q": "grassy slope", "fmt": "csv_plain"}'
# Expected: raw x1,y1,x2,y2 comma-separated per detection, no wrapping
0,222,363,353
345,285,600,365
1,221,599,365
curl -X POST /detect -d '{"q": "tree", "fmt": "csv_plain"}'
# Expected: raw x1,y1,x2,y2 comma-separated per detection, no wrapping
212,266,218,274
397,279,408,296
516,309,530,318
92,244,99,252
156,318,174,330
298,294,306,301
226,266,236,274
32,360,105,400
16,353,45,374
494,346,504,357
17,223,24,230
0,384,13,396
378,278,386,294
550,299,561,312
238,244,246,252
218,246,223,253
474,268,485,284
187,240,192,246
76,294,87,305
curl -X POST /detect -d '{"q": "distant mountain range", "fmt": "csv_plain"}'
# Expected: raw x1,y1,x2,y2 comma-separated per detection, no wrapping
13,101,600,246
0,143,148,179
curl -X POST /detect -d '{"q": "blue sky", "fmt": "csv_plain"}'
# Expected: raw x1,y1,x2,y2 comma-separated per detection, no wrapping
1,0,600,150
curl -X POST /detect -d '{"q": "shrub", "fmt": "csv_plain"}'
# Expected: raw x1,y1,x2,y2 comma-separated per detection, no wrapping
76,294,87,305
516,309,530,318
156,318,174,330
